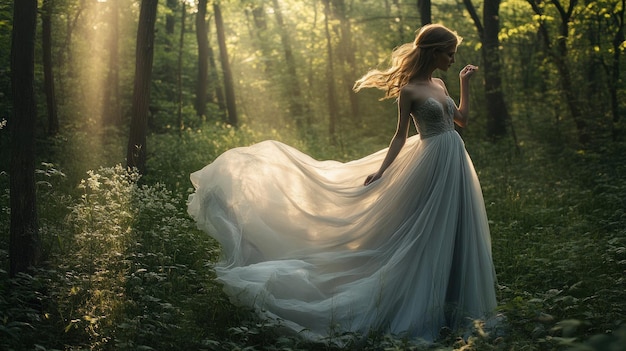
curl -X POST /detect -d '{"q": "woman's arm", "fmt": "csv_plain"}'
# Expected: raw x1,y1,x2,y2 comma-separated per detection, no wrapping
364,88,413,186
453,64,478,128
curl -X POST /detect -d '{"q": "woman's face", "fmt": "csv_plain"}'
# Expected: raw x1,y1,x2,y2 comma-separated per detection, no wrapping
434,46,457,71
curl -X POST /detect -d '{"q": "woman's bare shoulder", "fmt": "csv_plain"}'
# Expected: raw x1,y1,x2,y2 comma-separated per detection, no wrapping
432,78,449,93
401,83,435,107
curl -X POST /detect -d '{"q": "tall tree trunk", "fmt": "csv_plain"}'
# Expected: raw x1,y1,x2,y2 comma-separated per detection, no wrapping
584,1,603,116
271,0,307,127
482,0,509,139
207,17,226,111
127,0,158,173
42,0,59,136
55,0,85,105
322,0,338,139
417,0,431,25
248,3,273,73
527,0,589,144
249,4,267,32
305,0,319,126
463,0,511,140
10,0,40,277
178,1,186,133
196,0,209,118
214,2,238,126
333,0,360,123
166,0,177,35
555,1,588,144
102,0,121,126
607,0,624,140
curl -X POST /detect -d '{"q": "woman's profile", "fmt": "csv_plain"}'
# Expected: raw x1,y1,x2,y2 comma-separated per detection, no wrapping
188,24,497,342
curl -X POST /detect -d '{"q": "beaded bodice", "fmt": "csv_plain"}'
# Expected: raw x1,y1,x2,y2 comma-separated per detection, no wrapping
412,96,456,138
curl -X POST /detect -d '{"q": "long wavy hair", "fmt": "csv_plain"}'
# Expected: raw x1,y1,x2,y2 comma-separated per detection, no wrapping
353,24,462,100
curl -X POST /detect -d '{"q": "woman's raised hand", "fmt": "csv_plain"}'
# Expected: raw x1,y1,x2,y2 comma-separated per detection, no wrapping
460,64,478,80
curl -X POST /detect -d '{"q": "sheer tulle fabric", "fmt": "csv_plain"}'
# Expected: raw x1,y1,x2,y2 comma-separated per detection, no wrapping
188,102,497,342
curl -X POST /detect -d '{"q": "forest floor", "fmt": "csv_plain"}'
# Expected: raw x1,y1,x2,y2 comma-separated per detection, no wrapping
1,123,625,351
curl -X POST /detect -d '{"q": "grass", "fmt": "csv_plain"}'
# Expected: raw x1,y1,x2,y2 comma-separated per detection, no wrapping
0,121,625,350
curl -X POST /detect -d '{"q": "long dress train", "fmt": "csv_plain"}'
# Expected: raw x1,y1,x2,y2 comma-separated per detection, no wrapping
187,96,497,342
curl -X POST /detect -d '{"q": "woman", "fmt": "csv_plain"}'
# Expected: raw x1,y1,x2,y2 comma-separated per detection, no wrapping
188,24,497,342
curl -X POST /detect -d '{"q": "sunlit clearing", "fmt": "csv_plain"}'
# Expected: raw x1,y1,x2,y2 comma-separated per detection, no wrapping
82,1,109,126
68,0,121,170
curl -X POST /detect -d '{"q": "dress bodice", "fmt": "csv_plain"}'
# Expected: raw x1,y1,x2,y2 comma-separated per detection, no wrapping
412,96,456,138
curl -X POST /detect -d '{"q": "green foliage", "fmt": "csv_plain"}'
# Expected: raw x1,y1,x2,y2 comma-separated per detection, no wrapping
1,163,225,350
0,1,12,125
470,137,626,350
2,122,626,350
2,0,626,350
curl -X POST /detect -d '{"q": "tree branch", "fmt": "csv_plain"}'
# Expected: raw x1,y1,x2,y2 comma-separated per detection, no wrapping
462,0,484,37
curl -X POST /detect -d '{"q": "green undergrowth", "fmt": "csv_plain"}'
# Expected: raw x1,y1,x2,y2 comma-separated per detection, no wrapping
1,123,625,350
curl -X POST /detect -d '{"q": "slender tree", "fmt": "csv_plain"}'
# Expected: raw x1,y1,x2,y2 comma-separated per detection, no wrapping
463,0,511,140
102,0,121,126
332,0,360,123
247,2,273,73
127,0,158,173
322,0,339,139
305,0,319,127
10,0,40,277
58,0,86,88
248,3,268,34
271,0,308,127
214,1,238,126
42,0,59,136
527,0,589,144
207,17,226,111
196,0,209,118
417,0,431,25
602,0,625,140
166,0,178,35
178,1,186,133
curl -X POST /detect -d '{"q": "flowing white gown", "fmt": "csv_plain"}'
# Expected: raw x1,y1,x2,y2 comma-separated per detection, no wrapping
187,96,497,342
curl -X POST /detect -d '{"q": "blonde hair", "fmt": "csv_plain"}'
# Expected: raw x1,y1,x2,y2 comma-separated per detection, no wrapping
353,24,462,99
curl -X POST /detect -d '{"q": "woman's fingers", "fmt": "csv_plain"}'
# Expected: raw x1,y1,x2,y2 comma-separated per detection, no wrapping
460,64,478,78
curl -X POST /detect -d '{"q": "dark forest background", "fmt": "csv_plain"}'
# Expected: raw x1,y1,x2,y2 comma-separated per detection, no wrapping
1,0,625,350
